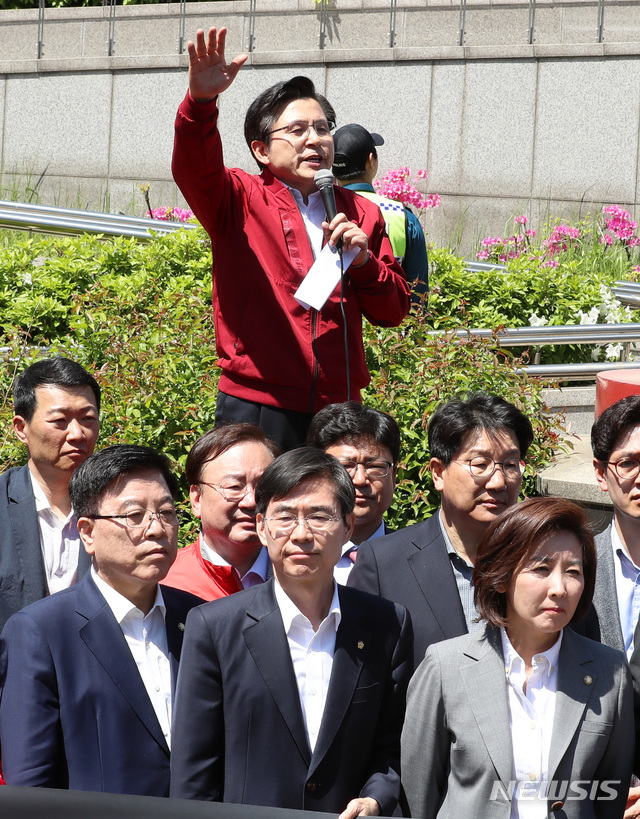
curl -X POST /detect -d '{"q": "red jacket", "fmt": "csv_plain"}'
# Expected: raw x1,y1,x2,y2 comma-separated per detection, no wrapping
172,92,410,413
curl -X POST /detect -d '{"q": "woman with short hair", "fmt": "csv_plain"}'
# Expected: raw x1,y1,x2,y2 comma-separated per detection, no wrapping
402,496,634,819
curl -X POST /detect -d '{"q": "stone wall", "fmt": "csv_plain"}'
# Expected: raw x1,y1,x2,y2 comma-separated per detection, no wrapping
1,0,639,249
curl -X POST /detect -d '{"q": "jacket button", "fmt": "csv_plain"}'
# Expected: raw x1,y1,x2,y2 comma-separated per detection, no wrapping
306,781,316,792
551,801,564,811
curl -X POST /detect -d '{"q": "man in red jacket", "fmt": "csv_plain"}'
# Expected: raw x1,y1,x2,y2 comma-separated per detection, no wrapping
162,424,279,600
172,27,410,451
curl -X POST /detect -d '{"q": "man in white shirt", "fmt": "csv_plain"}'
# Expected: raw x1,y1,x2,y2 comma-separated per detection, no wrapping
348,393,534,671
171,447,412,818
0,356,101,631
0,445,203,796
163,424,279,600
306,401,399,583
587,394,640,657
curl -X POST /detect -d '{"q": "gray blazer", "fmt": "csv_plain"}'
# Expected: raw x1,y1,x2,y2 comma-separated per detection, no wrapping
402,626,633,819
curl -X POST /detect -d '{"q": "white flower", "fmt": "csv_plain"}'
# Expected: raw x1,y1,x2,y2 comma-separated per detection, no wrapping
529,312,548,327
22,273,32,286
605,343,624,360
577,307,599,325
591,346,602,361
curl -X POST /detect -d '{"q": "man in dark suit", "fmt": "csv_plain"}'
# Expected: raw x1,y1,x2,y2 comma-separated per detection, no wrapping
584,394,640,655
348,393,533,670
0,445,203,796
306,402,399,584
585,395,640,790
0,356,101,631
170,448,412,818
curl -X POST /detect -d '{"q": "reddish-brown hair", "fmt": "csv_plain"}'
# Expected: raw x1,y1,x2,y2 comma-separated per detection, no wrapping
473,496,596,627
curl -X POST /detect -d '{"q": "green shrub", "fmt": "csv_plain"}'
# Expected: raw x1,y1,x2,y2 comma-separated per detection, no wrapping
363,311,563,528
0,226,567,539
428,245,640,364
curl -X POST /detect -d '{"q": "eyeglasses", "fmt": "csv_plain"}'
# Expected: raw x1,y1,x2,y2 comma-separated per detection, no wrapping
201,481,255,503
264,512,341,539
89,508,179,529
607,458,640,480
267,119,336,142
338,460,393,480
453,457,525,481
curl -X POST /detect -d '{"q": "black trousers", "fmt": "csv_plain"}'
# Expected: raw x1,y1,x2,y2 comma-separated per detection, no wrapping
215,391,315,453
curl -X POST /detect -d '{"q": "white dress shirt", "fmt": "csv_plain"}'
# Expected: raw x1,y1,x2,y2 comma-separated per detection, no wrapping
30,471,81,595
274,580,341,752
501,627,562,819
91,568,173,748
333,520,386,585
611,521,640,658
287,187,326,260
199,538,270,589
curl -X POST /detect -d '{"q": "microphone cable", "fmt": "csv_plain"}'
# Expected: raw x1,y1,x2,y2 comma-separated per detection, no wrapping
338,250,350,402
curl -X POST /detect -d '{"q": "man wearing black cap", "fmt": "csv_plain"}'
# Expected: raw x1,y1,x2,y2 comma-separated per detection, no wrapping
333,124,428,304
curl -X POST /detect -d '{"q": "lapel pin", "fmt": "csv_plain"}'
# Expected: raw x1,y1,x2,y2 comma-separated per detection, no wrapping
357,641,364,650
178,622,185,632
583,675,592,685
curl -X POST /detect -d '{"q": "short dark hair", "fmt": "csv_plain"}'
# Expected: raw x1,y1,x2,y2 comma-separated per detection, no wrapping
306,401,400,463
69,445,178,519
591,394,640,462
14,356,101,422
473,496,596,627
185,424,280,486
255,448,355,518
244,76,336,169
428,393,533,465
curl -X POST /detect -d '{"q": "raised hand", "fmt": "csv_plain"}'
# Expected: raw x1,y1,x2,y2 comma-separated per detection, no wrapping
187,27,248,103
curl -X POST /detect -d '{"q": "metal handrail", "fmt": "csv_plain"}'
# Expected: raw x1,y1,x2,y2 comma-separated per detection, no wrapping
519,362,640,380
0,200,196,241
463,260,507,274
429,323,640,347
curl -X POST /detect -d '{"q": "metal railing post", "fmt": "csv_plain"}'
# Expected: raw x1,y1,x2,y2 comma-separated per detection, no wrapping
596,0,605,42
106,0,116,56
177,0,186,54
458,0,467,46
388,0,398,48
248,0,257,52
318,0,327,50
528,0,536,44
37,0,45,59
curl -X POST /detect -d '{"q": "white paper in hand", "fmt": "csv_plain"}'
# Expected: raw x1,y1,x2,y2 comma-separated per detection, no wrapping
294,243,360,311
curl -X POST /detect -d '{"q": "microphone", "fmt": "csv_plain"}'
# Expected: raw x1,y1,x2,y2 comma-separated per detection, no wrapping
314,169,342,255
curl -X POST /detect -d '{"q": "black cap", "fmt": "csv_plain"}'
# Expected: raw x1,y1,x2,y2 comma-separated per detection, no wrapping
332,124,384,179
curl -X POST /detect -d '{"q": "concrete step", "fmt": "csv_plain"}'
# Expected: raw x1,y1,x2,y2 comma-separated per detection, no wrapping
538,385,615,530
536,435,612,533
543,385,597,436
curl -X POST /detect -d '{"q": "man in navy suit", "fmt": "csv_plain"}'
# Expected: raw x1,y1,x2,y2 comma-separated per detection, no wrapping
0,445,202,796
170,448,412,817
0,356,101,631
306,402,399,583
348,393,533,670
